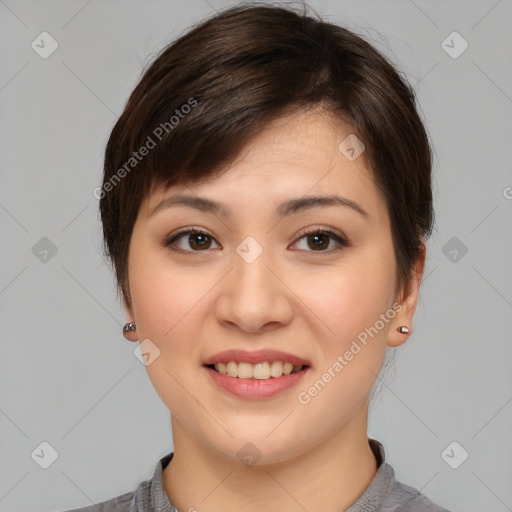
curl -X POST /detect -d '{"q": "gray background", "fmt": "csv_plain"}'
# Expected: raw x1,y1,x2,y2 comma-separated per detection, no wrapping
1,1,511,511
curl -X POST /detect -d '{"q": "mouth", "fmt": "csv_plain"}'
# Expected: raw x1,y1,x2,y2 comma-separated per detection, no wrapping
203,361,311,399
204,361,310,380
202,349,312,398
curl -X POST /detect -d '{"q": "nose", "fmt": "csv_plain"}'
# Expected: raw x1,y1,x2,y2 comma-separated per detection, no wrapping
213,248,294,334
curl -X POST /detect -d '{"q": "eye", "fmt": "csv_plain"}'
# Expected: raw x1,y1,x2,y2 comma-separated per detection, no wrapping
292,227,349,253
164,228,220,252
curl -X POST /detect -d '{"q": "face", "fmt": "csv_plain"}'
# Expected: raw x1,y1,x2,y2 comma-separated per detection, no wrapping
125,108,418,465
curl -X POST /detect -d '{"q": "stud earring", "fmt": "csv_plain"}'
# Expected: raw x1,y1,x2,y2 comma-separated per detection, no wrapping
123,322,138,341
396,326,409,334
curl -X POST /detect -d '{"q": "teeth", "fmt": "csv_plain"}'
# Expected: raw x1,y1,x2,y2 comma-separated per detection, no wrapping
213,361,305,379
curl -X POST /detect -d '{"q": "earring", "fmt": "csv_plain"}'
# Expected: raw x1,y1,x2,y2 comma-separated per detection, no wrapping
123,322,138,341
396,326,409,334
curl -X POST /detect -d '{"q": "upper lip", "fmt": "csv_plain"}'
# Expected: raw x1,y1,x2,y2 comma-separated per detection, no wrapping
203,349,311,367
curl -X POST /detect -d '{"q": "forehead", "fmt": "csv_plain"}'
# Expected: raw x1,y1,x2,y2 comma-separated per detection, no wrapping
142,108,385,222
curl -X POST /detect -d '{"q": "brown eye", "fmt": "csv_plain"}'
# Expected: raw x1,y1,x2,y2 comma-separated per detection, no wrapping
293,228,349,253
165,229,220,252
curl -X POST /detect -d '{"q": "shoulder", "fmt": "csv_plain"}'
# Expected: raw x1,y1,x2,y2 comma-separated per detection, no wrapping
55,451,174,512
352,439,454,512
56,479,151,512
383,464,453,512
56,489,135,512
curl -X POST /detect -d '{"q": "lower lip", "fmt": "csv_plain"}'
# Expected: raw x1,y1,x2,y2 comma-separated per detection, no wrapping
203,366,311,399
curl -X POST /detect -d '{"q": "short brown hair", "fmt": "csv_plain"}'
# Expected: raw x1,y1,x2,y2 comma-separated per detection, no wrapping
100,2,434,309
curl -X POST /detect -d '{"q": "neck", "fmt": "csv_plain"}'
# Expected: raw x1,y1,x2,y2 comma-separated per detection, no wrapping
162,410,378,512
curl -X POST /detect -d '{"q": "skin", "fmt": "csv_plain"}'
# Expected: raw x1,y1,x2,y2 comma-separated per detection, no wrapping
123,108,426,512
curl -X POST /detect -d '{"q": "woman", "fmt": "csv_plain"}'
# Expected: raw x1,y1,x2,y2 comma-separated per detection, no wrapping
64,3,452,511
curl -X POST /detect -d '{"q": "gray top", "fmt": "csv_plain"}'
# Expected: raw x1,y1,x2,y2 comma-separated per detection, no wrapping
59,439,453,512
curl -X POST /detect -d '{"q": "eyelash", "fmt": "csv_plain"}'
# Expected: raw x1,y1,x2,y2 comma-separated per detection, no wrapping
163,226,349,254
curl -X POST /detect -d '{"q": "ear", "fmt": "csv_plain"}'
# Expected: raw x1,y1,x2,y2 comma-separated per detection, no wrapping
387,240,427,348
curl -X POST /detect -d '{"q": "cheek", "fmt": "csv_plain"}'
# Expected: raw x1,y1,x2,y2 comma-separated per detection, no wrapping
127,252,211,415
292,244,395,400
128,249,212,411
293,245,396,342
129,244,207,338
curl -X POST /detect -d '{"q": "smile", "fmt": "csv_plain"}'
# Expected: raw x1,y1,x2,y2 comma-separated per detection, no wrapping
207,361,307,380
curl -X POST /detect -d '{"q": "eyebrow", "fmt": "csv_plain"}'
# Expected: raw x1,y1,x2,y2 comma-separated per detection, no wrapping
149,194,369,219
